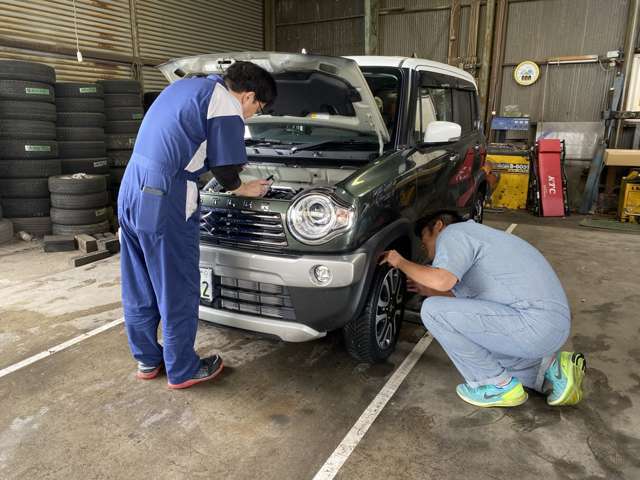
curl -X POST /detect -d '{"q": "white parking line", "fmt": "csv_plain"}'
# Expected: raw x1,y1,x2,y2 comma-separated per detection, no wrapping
0,317,124,379
313,334,434,480
506,223,518,234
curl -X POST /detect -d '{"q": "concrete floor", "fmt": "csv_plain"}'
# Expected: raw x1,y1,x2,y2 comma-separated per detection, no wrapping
0,212,639,479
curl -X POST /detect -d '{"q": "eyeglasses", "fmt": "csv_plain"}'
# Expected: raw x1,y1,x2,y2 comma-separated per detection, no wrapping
257,102,266,115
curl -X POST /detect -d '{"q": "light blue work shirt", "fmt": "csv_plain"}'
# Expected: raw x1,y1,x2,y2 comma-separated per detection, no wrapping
432,220,570,315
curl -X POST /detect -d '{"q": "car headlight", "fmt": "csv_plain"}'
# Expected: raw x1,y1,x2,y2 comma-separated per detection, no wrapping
287,193,355,244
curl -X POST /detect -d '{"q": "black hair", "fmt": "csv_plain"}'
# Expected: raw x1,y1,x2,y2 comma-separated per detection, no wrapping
223,61,277,106
414,211,462,236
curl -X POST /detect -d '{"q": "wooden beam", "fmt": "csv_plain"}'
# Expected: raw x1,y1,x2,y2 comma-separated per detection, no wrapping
365,0,380,55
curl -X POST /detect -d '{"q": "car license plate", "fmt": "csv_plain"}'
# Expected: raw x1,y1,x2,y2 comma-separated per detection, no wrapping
200,267,213,302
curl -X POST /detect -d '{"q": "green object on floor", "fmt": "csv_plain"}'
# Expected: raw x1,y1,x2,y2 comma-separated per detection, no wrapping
579,217,640,234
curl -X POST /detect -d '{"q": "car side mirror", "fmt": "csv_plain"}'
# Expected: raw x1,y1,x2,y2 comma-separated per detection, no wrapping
422,121,462,144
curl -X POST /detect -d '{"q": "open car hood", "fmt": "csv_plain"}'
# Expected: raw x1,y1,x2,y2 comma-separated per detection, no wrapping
157,52,390,143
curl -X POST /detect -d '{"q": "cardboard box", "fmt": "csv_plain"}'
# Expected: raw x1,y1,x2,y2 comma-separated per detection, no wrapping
604,149,640,167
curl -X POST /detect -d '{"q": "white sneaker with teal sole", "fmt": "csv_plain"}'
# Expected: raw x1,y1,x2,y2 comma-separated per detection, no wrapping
544,351,586,406
456,377,528,408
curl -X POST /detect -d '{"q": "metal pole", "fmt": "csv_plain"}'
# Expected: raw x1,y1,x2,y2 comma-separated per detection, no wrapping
264,0,276,51
615,0,640,147
448,0,461,66
485,0,507,128
478,0,495,121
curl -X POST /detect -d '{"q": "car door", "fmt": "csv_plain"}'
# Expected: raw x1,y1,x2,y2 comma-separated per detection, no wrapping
409,70,457,220
449,85,482,211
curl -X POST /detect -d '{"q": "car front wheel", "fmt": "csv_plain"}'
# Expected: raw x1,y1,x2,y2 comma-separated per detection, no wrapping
343,265,406,363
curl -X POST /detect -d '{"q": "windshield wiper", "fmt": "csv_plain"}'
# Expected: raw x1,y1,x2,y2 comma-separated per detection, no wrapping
245,138,290,146
290,139,377,153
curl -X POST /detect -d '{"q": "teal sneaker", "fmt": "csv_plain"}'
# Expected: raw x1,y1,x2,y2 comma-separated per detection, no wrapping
544,352,586,406
456,377,528,408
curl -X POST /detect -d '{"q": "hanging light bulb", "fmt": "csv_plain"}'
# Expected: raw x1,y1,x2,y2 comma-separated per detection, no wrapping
72,0,83,62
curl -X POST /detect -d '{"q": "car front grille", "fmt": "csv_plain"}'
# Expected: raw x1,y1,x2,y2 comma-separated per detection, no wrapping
200,206,287,250
202,275,295,321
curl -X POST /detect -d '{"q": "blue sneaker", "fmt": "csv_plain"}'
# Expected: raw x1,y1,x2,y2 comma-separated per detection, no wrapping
456,377,528,408
544,352,586,406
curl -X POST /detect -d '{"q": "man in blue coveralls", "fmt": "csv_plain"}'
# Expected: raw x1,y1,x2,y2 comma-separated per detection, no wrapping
380,212,586,408
118,62,277,389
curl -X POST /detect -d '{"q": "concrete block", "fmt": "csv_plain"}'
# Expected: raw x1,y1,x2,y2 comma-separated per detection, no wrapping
43,235,76,253
75,234,98,253
69,250,111,267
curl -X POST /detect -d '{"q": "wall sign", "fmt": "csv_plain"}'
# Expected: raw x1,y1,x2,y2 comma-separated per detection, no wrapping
513,61,540,86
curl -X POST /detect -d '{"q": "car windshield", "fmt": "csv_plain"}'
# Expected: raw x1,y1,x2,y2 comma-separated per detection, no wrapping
244,67,402,149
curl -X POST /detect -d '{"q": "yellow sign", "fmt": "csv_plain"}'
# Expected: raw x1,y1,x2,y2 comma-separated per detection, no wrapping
513,61,540,86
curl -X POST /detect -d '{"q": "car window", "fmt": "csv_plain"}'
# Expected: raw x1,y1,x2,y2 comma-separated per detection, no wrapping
453,89,474,135
362,68,402,139
414,87,453,143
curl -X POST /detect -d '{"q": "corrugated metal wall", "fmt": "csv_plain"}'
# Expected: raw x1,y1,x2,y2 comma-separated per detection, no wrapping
499,0,628,122
0,0,264,92
273,0,632,124
379,6,450,61
136,1,263,61
0,0,135,81
275,0,364,55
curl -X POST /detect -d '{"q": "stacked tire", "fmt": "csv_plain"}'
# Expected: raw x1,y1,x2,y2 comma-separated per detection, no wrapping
0,60,59,236
49,174,110,235
0,196,13,244
55,82,108,176
98,80,143,207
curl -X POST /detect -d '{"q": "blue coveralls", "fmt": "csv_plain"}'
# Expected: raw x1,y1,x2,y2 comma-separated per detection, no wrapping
420,221,571,392
118,75,246,385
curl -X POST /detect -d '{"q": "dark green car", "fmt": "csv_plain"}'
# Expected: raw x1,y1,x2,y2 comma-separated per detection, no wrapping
159,52,488,362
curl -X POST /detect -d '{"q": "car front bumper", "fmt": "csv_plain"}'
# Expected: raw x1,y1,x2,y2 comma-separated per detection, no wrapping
198,244,369,341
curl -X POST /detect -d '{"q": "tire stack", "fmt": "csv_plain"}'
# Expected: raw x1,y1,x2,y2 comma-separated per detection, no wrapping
55,83,108,177
0,197,13,244
0,60,60,236
98,80,143,210
49,174,110,235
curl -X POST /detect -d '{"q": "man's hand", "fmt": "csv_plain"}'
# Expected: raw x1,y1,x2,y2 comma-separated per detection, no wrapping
231,179,270,198
379,249,405,268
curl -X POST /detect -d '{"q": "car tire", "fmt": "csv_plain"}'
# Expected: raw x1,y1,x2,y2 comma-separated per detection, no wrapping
49,174,107,195
0,178,50,198
56,127,105,142
0,60,56,84
57,141,106,159
105,107,144,121
343,265,406,363
106,134,136,150
52,220,110,236
0,218,13,244
108,150,132,167
51,191,109,210
109,167,127,185
105,120,142,134
0,120,56,140
471,187,486,224
0,159,61,179
1,197,50,217
0,140,58,160
0,101,56,122
54,82,104,98
57,112,106,128
55,97,104,113
104,94,141,108
98,80,141,94
9,216,52,236
51,207,108,225
0,80,55,103
60,157,109,175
